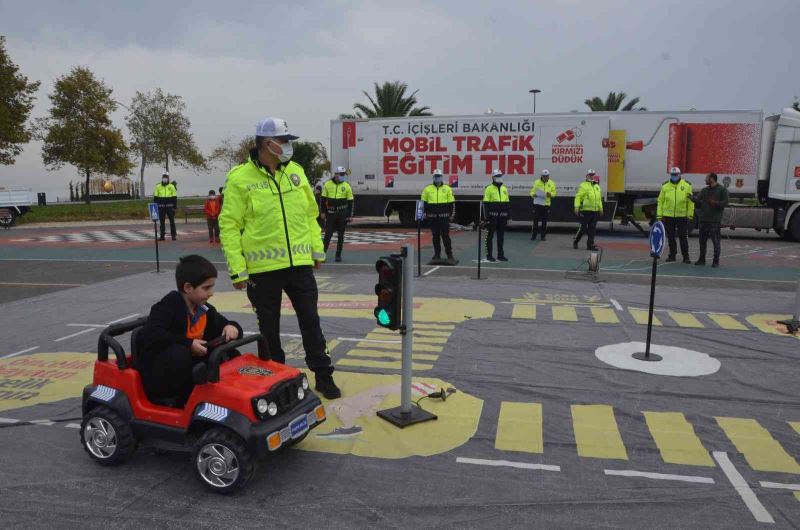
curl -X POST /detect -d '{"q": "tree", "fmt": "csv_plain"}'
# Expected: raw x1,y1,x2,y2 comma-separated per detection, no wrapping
341,81,432,119
584,92,647,111
0,36,40,165
38,67,132,203
292,141,329,186
125,88,207,194
210,135,253,172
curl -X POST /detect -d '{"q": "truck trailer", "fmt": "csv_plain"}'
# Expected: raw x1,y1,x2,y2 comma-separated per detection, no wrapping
330,107,800,239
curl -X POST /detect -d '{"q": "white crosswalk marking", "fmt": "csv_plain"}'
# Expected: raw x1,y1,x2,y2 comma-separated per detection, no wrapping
343,231,417,245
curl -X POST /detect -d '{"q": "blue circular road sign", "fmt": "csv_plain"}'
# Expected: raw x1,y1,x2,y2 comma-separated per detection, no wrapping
649,221,665,258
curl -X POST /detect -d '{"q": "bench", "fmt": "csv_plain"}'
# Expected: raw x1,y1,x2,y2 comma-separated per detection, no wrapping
179,204,205,223
0,208,13,229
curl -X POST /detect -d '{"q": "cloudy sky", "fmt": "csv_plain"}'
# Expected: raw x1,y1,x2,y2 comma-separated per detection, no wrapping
1,0,797,200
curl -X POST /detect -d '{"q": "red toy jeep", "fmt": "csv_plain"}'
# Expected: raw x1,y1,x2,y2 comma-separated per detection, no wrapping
80,317,326,493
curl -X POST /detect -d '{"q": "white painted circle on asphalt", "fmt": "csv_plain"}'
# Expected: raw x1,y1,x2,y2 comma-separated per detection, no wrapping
595,342,721,377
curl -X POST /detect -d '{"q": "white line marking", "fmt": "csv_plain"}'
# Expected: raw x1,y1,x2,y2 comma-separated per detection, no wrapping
0,418,20,424
604,469,714,484
54,328,96,342
65,423,82,429
66,324,107,328
759,481,800,491
713,451,774,524
610,298,623,311
627,306,740,316
29,419,55,426
0,346,39,359
106,313,140,325
456,457,561,472
423,266,441,277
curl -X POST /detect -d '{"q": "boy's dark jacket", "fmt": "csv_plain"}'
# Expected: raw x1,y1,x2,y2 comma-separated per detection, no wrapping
137,290,243,352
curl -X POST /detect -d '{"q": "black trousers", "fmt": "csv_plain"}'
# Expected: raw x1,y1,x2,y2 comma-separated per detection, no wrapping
698,222,721,263
663,217,689,258
486,217,507,258
159,205,176,238
574,211,599,247
323,213,347,257
138,343,195,405
246,266,333,376
207,219,219,240
429,217,452,258
532,205,549,238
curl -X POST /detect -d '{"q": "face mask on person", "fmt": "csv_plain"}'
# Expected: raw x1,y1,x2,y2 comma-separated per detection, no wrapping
433,176,443,185
670,174,680,183
208,195,215,200
493,176,503,184
162,178,169,185
269,140,293,162
586,175,594,182
335,174,346,183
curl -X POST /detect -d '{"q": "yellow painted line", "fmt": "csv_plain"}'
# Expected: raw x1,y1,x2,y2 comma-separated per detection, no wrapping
511,304,537,319
590,307,619,324
668,311,704,328
360,338,442,352
336,358,434,371
643,411,713,467
495,402,543,453
716,417,800,474
708,314,748,331
790,422,800,436
630,309,662,326
795,491,800,503
371,328,451,338
346,349,439,361
413,323,456,331
552,306,578,322
571,404,628,460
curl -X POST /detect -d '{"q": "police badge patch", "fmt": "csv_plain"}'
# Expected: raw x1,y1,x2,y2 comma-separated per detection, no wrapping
238,366,274,376
290,174,301,186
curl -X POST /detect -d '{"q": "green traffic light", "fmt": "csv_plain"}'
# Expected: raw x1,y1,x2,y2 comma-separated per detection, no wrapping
376,308,391,326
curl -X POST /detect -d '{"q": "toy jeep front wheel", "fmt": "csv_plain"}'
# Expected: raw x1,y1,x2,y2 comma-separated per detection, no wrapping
193,428,255,493
81,406,136,465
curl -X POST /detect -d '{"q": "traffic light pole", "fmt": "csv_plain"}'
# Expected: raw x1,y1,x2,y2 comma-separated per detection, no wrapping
377,244,437,428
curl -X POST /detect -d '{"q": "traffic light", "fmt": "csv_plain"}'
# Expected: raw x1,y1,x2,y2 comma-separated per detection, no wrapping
374,256,403,330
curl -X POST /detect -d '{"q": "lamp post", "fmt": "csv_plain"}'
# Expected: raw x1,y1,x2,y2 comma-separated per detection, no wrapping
529,89,541,113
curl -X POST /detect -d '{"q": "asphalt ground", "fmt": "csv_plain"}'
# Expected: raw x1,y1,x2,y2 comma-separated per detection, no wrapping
0,220,799,528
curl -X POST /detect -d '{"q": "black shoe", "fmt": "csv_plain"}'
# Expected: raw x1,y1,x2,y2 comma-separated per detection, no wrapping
498,256,509,262
665,255,676,263
711,261,719,268
682,257,691,264
486,256,496,262
171,236,176,241
335,255,342,262
573,240,578,249
159,236,165,241
587,245,599,251
694,260,706,266
315,374,341,399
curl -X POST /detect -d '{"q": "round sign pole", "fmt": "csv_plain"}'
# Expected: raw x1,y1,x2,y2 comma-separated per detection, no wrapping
633,221,664,362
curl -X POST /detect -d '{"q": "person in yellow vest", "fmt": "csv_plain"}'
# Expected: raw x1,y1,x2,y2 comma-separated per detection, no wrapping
154,172,178,241
657,167,693,263
321,166,354,262
421,168,457,265
573,169,603,251
483,169,510,262
218,117,340,399
530,169,557,241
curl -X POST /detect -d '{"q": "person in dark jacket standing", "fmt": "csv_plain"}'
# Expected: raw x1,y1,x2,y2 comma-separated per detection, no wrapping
692,173,729,268
136,255,242,407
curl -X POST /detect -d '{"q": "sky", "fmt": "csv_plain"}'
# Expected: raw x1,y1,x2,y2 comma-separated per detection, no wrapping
0,0,797,200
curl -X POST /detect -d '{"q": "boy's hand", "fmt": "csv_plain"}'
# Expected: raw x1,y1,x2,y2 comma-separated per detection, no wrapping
190,339,207,357
222,325,239,342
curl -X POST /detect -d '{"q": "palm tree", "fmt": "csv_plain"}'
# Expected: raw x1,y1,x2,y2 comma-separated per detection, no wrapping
584,92,647,111
340,81,432,119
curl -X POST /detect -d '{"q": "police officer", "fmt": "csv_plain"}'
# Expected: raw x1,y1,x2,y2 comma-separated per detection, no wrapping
573,170,603,251
421,168,457,265
483,169,510,262
657,167,693,263
219,117,340,399
530,169,557,241
154,172,177,241
322,166,354,262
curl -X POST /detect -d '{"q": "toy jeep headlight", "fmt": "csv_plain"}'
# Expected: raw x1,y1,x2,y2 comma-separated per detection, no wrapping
297,387,305,401
256,399,269,415
267,401,278,417
301,375,309,391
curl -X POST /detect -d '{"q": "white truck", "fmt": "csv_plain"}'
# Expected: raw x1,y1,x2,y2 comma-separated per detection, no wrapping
330,107,800,239
0,189,33,227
